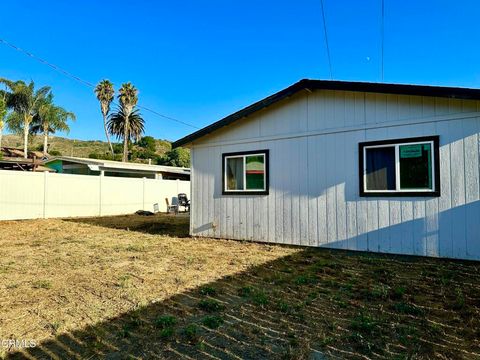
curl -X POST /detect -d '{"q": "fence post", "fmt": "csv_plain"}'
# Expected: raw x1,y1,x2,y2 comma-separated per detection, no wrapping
143,177,146,211
99,171,104,216
43,171,48,219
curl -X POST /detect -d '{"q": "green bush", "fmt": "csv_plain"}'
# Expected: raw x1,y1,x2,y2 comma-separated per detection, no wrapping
202,315,223,329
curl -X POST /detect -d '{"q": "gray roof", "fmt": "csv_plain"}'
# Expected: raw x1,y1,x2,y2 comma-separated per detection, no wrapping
173,79,480,148
45,156,190,175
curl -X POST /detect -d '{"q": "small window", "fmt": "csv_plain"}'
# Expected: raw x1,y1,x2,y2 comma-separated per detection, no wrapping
359,136,440,197
223,150,269,195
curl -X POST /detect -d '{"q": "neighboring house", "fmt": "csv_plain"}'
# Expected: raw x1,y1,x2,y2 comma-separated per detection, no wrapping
173,79,480,261
0,147,52,172
44,156,190,180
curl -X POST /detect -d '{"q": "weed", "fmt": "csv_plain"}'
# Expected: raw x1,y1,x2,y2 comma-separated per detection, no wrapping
32,280,52,289
251,290,269,306
117,274,130,288
199,286,217,296
183,324,199,342
349,313,377,335
276,301,291,313
347,331,379,355
238,286,253,297
370,284,389,299
125,244,146,252
393,302,425,316
202,315,223,329
295,274,317,285
397,324,419,346
198,299,224,312
155,315,177,329
46,321,61,334
372,266,394,282
160,327,175,339
451,288,465,310
391,285,407,300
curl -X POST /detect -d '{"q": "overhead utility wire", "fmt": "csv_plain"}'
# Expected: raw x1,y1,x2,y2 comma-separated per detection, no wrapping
320,0,333,79
380,0,384,81
0,37,200,129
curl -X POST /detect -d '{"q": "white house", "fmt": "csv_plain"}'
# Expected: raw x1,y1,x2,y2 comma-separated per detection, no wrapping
173,79,480,261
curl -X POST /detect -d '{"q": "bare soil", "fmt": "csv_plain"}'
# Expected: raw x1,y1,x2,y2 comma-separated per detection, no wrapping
1,214,479,359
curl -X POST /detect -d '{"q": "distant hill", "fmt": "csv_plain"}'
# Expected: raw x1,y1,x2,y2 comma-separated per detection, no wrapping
2,134,173,160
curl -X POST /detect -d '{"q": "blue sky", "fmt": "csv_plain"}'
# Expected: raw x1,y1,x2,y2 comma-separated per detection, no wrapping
1,0,479,142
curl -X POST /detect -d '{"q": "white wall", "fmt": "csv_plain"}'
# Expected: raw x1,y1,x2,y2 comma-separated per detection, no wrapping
190,89,480,261
0,171,190,220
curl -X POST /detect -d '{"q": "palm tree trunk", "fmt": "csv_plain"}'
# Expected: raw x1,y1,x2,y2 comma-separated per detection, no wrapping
43,131,48,156
0,123,3,151
103,114,114,157
23,123,28,159
122,117,129,162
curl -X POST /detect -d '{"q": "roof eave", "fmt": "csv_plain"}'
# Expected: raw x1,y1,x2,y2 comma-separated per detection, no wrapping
172,79,480,148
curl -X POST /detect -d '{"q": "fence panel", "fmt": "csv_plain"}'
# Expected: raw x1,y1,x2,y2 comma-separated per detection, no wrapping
0,170,190,220
101,176,145,216
0,171,45,220
45,173,101,218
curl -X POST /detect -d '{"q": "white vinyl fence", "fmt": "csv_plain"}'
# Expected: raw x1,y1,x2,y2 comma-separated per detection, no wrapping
0,170,190,221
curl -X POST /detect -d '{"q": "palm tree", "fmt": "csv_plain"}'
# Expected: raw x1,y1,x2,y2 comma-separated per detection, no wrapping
116,83,139,162
0,79,50,158
0,90,7,150
107,104,144,161
30,94,76,155
94,80,115,157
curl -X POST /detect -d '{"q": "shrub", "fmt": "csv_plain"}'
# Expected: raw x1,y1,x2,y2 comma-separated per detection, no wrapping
155,315,177,329
202,315,223,329
183,324,199,342
198,299,224,313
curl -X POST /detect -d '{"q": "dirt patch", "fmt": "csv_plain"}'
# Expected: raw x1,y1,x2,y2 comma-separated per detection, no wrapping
1,215,480,359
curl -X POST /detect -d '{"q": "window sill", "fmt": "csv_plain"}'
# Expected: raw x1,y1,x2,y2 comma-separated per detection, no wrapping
222,190,269,196
359,190,440,197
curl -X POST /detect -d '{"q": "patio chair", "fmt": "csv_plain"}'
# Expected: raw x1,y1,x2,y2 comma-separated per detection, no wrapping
165,198,178,214
177,193,190,212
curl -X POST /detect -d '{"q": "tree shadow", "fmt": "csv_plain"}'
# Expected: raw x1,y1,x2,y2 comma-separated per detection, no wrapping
7,247,480,359
65,213,190,238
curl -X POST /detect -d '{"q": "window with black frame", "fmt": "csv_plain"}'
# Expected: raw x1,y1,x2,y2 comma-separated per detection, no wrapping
359,136,440,197
222,150,269,195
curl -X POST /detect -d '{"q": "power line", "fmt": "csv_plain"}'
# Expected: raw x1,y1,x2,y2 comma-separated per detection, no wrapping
0,37,200,129
0,38,95,88
320,0,333,79
380,0,385,81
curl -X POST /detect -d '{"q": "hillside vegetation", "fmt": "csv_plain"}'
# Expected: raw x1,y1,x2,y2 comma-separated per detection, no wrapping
2,134,188,167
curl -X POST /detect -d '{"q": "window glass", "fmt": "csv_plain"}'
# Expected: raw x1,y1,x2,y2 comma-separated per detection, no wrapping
399,143,432,189
245,155,265,190
365,146,396,190
226,157,244,190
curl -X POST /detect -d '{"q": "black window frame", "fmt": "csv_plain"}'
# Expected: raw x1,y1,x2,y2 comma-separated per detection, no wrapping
222,149,269,195
359,136,440,197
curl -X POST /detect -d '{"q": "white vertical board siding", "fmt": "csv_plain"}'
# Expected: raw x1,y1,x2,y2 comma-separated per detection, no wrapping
190,90,480,261
0,170,190,220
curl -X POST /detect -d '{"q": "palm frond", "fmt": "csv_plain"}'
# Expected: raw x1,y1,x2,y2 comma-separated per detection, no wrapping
107,105,144,141
95,80,115,117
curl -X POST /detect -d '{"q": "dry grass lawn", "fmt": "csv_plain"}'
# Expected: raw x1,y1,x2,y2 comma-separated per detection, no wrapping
0,214,479,359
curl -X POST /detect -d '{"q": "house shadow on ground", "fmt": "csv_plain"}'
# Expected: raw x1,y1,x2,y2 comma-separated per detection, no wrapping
66,213,190,238
7,246,480,359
